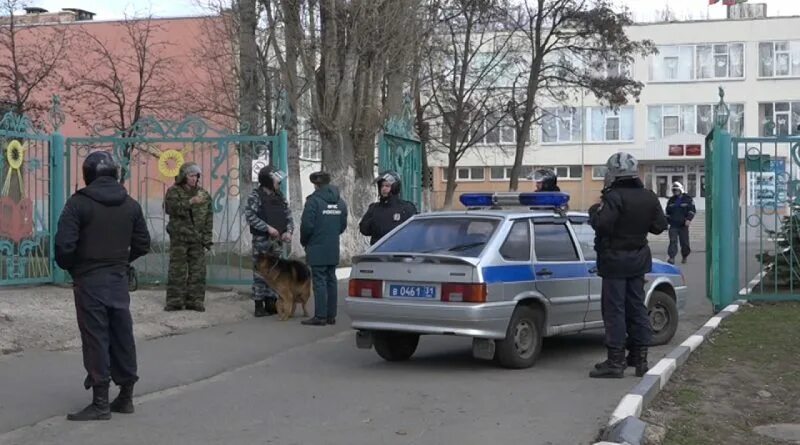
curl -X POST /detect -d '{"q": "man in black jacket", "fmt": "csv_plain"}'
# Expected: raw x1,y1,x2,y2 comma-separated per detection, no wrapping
665,181,696,264
55,151,151,420
300,171,348,326
588,152,668,379
359,171,417,246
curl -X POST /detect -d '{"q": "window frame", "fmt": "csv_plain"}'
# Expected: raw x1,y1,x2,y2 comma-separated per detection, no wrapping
759,101,800,136
650,42,745,83
758,40,800,79
499,219,532,262
541,107,582,144
532,219,581,263
648,103,745,140
442,166,486,182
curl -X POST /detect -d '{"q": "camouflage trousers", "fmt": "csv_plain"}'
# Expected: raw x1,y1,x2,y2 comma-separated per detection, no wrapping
252,235,287,302
167,241,207,309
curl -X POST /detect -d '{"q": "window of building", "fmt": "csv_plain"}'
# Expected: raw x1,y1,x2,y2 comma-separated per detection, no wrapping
490,166,533,181
650,43,744,82
541,107,582,143
550,165,582,179
443,166,485,182
648,103,744,139
298,120,321,161
759,102,800,136
591,166,608,180
587,107,634,142
759,41,800,78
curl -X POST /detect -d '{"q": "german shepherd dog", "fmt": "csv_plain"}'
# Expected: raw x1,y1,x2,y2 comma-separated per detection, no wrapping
254,254,312,321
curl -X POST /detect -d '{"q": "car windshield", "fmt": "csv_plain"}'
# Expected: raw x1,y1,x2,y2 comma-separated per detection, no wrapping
373,217,500,257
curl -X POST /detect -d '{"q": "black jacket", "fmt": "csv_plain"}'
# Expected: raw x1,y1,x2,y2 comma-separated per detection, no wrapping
300,185,348,266
588,178,668,278
359,195,417,245
55,177,151,278
665,193,696,228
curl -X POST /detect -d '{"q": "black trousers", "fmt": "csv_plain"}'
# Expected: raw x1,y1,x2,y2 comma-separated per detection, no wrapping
73,270,138,389
668,226,691,259
600,276,652,350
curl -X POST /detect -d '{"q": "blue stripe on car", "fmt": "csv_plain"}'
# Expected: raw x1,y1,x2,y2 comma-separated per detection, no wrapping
534,262,590,279
651,262,682,276
482,265,535,283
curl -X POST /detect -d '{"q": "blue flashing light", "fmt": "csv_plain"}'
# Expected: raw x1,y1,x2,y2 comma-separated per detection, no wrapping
459,192,570,209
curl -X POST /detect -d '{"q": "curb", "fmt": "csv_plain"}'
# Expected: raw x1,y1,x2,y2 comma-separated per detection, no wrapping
594,298,749,445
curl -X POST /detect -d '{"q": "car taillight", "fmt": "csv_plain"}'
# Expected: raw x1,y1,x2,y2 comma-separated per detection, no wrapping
441,283,487,303
349,279,382,298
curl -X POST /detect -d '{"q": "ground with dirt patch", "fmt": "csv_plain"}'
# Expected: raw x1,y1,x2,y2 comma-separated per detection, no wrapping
643,302,800,445
0,284,255,355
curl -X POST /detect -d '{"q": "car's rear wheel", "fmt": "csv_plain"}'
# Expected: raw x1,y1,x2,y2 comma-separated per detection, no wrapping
373,332,420,362
495,306,544,369
648,290,679,346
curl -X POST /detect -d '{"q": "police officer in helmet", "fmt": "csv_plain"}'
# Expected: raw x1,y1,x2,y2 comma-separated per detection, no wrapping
588,152,667,379
530,168,560,192
359,170,418,245
55,151,151,420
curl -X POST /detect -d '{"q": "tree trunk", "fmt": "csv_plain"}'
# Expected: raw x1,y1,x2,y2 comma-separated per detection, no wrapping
443,150,459,209
508,119,533,191
238,0,260,200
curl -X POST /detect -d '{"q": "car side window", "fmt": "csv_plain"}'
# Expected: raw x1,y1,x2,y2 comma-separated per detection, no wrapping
500,220,531,261
569,221,596,261
533,222,579,262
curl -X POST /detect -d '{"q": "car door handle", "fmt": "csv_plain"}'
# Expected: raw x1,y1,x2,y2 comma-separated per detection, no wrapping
589,267,598,274
537,268,553,277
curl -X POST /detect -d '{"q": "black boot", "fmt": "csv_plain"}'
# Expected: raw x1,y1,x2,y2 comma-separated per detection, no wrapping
67,385,111,421
254,300,266,317
110,384,135,414
589,348,626,379
265,299,277,315
631,347,649,377
594,350,635,369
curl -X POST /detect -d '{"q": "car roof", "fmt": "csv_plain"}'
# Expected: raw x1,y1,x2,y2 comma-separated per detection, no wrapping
415,210,590,219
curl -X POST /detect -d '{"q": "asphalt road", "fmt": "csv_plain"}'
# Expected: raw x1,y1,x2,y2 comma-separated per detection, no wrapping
0,243,762,445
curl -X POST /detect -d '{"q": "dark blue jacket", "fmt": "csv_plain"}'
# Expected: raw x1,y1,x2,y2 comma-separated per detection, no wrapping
300,185,348,266
665,194,696,228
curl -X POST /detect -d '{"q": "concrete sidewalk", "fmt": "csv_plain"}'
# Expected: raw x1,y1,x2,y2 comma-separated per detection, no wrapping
0,299,352,434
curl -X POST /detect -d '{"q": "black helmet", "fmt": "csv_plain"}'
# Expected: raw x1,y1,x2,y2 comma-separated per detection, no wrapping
376,170,401,196
258,165,285,191
82,151,119,185
530,168,558,191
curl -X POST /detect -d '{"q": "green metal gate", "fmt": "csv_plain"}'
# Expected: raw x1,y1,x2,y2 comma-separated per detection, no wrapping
0,99,64,286
378,96,422,209
706,88,800,310
64,116,287,286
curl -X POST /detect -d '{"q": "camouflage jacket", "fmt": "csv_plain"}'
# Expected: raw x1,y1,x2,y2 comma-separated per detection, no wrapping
164,184,214,246
244,187,295,236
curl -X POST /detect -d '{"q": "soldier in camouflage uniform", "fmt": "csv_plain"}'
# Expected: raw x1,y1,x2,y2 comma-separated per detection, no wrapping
245,166,294,317
164,162,214,312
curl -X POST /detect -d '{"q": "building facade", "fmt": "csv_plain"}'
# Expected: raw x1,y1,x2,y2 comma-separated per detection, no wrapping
428,7,800,211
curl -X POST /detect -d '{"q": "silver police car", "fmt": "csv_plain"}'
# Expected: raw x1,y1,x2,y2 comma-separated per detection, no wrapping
345,192,687,369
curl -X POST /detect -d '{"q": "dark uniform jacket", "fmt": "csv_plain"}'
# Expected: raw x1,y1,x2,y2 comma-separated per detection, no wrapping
665,194,696,228
358,195,417,245
300,185,348,266
588,178,668,278
55,177,151,278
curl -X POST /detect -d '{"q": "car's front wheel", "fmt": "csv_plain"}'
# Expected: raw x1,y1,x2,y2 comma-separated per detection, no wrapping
649,290,679,346
373,332,420,362
495,305,544,369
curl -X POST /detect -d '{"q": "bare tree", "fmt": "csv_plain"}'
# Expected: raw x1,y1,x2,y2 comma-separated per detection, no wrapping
0,0,70,121
423,0,516,208
505,0,655,191
63,15,182,184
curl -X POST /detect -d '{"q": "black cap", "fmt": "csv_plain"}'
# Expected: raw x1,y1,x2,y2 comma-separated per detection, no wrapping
82,151,119,185
309,171,331,185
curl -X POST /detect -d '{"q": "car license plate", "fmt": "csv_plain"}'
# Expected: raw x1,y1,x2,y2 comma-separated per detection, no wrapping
388,284,437,299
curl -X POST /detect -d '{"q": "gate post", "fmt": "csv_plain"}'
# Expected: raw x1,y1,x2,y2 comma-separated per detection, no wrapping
274,130,289,197
709,88,739,312
49,96,67,284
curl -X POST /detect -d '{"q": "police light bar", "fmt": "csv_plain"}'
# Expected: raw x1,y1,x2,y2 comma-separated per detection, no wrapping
459,192,570,209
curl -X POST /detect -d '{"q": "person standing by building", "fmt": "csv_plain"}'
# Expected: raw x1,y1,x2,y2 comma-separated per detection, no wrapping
359,170,417,246
665,181,696,265
55,151,151,420
530,168,561,192
164,162,213,312
588,152,668,379
245,165,293,317
300,171,348,326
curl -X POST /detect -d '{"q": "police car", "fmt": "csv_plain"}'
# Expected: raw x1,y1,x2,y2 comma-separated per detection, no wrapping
345,192,686,369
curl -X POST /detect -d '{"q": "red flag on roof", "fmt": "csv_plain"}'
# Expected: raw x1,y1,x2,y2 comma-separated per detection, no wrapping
709,0,720,4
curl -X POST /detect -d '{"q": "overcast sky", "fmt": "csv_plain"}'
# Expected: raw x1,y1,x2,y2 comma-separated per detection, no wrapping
27,0,800,21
